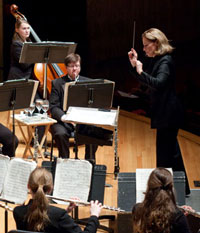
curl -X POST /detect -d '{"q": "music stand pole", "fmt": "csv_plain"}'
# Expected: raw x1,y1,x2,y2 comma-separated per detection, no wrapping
10,88,17,157
43,48,49,100
5,202,8,233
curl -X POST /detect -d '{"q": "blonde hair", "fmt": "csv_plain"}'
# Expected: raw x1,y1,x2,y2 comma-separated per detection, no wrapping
26,167,53,231
142,28,174,55
13,18,31,42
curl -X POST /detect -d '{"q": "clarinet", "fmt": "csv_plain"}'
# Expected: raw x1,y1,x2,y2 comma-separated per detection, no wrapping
114,106,120,178
33,127,39,162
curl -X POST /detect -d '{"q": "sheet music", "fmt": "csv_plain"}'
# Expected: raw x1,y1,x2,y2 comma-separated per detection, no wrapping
53,159,92,204
1,158,37,204
65,107,118,127
136,168,173,203
0,154,10,194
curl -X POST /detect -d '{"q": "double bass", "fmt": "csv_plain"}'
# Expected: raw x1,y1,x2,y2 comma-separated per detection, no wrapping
10,4,68,97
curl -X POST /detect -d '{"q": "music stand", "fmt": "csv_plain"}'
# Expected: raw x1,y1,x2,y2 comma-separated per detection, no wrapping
62,79,120,176
19,41,77,99
0,79,37,156
63,79,115,157
0,79,36,233
63,79,115,111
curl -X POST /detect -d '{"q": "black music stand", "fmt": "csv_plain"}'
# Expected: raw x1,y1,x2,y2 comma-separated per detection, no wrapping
63,79,115,111
0,79,35,233
19,41,77,99
0,79,36,156
62,79,115,159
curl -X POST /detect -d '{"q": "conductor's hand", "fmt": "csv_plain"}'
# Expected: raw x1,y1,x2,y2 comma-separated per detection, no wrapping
135,60,143,75
90,200,103,218
128,48,138,67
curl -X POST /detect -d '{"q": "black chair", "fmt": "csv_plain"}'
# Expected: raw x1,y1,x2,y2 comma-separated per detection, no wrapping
47,124,113,161
44,131,78,161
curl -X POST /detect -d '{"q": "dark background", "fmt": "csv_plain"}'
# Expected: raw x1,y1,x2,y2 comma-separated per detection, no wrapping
3,0,200,135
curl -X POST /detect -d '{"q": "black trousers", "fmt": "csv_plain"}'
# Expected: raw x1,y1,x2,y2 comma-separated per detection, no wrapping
50,122,98,160
0,123,18,157
156,127,190,195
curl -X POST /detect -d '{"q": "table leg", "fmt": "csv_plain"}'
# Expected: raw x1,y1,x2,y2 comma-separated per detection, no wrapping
17,123,33,158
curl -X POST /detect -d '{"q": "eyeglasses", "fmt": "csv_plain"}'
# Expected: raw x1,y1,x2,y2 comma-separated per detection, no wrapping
143,42,153,48
67,64,80,68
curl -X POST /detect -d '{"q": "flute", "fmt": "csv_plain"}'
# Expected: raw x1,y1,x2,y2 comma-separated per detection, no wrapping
0,202,14,212
178,205,200,218
46,195,125,212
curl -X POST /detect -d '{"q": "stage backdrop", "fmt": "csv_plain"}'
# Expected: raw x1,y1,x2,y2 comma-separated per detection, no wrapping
3,0,200,136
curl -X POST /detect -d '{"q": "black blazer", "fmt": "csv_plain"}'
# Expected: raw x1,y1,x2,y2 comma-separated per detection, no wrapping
13,200,99,233
8,41,34,80
49,75,90,122
131,54,183,129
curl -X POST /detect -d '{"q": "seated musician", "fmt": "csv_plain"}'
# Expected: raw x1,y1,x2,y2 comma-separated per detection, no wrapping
49,53,99,161
132,167,192,233
0,123,18,157
13,167,102,232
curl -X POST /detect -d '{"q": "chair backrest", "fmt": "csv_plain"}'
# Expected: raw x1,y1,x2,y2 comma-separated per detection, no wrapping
8,230,44,233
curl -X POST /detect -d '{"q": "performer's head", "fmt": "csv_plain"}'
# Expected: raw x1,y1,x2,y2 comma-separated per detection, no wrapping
144,167,176,204
27,167,53,231
133,168,177,233
64,53,81,80
14,18,31,42
142,28,174,57
28,167,53,196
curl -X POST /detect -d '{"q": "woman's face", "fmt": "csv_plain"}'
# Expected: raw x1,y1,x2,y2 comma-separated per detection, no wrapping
16,22,30,41
142,37,157,57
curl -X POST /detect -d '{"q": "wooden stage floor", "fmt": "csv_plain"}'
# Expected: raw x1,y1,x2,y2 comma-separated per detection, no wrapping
1,109,200,232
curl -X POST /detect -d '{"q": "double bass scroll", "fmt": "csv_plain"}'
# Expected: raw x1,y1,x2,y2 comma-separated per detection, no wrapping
10,4,68,96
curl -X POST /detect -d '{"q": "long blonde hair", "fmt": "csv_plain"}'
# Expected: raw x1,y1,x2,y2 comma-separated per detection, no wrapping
142,28,174,56
133,168,177,233
26,167,53,231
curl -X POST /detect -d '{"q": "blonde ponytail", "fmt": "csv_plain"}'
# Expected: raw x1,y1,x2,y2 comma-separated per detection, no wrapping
26,167,53,231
